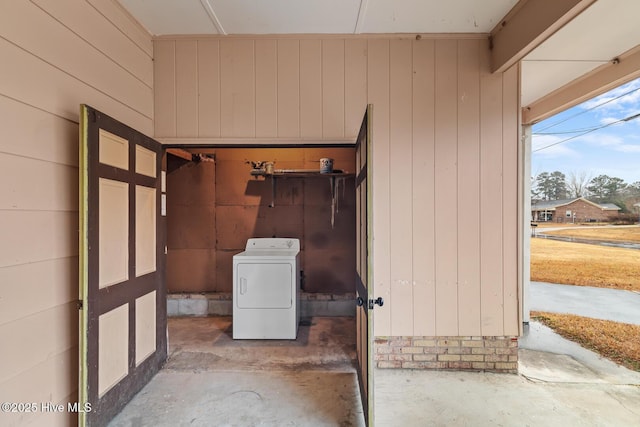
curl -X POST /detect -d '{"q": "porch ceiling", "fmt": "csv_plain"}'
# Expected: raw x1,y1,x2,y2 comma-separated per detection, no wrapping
117,0,640,120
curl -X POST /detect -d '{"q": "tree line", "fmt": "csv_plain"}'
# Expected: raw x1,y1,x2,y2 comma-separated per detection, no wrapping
532,171,640,213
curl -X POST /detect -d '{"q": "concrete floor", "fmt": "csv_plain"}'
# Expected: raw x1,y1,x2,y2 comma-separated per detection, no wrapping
110,317,640,427
109,317,365,427
530,281,640,325
375,322,640,426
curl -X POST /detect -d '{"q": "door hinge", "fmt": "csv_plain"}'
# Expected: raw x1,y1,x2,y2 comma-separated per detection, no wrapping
77,300,84,310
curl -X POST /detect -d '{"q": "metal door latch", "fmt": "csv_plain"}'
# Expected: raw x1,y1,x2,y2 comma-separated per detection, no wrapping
369,297,384,309
356,296,384,309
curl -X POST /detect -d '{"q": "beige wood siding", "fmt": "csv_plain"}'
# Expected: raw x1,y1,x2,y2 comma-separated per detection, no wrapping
0,0,153,425
155,35,520,338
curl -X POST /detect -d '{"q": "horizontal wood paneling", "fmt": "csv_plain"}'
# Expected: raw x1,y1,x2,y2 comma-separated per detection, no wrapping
88,0,153,56
0,257,78,326
155,36,521,338
0,348,77,427
0,302,77,384
0,96,78,166
0,0,153,412
0,154,78,211
0,0,152,119
0,37,152,134
0,211,79,268
33,0,153,86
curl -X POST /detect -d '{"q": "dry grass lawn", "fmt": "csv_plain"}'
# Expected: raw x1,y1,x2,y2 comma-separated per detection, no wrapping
531,311,640,372
530,238,640,291
530,226,640,372
542,226,640,243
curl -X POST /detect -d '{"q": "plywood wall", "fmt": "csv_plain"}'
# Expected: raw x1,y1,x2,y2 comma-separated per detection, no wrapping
166,147,356,294
155,36,520,338
0,1,153,425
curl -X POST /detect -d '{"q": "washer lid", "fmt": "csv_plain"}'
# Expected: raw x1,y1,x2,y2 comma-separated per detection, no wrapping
234,249,299,259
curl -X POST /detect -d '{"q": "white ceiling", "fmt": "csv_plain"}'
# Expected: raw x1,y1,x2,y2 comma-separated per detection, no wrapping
521,0,640,106
118,0,640,111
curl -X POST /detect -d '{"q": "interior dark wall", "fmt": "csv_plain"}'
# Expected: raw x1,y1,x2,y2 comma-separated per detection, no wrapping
166,154,216,292
166,147,356,294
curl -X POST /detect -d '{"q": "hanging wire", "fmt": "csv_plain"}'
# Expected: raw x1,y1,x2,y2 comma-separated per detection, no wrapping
533,112,640,153
535,84,640,133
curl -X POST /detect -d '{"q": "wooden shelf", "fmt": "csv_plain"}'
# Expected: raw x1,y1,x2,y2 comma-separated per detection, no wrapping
269,172,354,178
250,169,354,179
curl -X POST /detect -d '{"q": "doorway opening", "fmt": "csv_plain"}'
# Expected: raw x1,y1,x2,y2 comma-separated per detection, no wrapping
522,78,640,381
156,145,365,422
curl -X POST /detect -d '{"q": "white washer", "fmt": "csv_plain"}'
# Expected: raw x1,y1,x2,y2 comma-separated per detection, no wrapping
232,238,300,339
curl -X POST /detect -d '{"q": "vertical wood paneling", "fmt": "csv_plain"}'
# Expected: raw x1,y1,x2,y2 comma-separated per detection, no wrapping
345,39,368,138
277,39,300,137
175,40,198,137
479,39,505,335
154,35,522,338
255,40,278,137
412,39,436,336
367,39,391,335
154,40,176,137
322,39,345,138
456,39,482,336
503,64,521,335
300,40,322,138
198,40,221,137
389,39,414,335
434,39,459,336
220,40,255,137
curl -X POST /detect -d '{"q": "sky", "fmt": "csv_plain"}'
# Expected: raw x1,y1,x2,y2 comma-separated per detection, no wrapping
531,77,640,186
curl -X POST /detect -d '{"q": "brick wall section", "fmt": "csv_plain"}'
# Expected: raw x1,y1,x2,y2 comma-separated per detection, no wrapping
375,336,518,373
560,199,618,222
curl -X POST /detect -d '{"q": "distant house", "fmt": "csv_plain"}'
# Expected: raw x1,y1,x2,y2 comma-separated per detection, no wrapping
531,197,621,223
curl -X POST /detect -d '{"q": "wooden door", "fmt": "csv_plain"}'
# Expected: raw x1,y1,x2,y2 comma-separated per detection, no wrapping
78,105,166,426
355,105,375,425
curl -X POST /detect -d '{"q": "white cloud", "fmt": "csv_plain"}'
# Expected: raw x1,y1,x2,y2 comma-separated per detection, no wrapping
617,144,640,153
531,134,580,157
580,77,640,118
572,132,640,153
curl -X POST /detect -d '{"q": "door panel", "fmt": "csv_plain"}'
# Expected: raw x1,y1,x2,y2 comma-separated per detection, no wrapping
79,105,166,426
355,105,373,425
